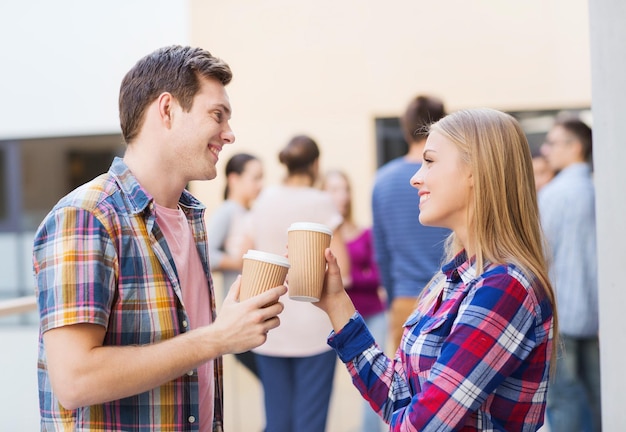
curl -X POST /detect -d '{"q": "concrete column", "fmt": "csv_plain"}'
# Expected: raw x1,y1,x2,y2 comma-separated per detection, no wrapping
588,0,626,429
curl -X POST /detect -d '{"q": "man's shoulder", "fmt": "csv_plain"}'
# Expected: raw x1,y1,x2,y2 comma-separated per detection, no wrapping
376,157,412,176
55,173,119,212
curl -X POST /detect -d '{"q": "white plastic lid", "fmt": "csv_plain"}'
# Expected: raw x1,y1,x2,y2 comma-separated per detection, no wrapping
287,222,332,236
242,249,290,267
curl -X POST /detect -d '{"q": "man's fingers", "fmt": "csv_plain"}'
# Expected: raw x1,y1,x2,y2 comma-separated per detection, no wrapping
225,275,242,302
250,284,287,307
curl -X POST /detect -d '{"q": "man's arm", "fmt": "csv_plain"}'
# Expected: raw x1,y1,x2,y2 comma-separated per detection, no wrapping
43,279,286,410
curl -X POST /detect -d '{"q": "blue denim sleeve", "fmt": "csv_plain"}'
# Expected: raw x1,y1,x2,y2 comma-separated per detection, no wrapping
327,312,376,363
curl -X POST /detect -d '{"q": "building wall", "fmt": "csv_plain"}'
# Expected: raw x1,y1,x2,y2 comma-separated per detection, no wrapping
188,0,591,225
0,0,190,139
0,1,191,305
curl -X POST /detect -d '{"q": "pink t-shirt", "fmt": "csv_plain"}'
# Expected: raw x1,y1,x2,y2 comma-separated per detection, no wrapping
156,204,214,432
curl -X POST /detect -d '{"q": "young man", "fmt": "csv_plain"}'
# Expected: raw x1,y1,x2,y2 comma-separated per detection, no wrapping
33,45,286,432
539,117,601,432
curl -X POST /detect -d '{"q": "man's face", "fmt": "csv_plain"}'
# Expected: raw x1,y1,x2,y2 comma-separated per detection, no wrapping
169,76,235,183
541,125,580,172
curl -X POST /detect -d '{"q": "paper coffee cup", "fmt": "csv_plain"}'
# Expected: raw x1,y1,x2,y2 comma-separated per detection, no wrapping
240,250,290,302
287,222,333,302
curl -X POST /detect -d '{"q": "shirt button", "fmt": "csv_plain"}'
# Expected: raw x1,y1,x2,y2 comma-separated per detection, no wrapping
187,370,194,376
182,320,188,328
188,415,196,423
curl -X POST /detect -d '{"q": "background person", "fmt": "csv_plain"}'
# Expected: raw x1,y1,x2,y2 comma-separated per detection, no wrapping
208,152,264,378
33,45,286,432
532,149,556,192
372,95,450,352
241,135,350,432
316,108,557,431
322,169,387,432
539,117,601,432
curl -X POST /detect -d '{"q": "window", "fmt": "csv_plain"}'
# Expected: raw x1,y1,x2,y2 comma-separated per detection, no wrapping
375,117,407,168
374,107,592,167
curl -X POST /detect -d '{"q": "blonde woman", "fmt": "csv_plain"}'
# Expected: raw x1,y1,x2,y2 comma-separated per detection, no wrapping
315,109,557,431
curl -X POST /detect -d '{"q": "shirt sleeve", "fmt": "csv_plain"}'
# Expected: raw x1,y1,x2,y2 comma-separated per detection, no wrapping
33,206,117,333
328,313,413,424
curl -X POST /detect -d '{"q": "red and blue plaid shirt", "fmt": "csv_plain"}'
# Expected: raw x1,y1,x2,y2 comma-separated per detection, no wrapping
33,157,223,431
329,251,554,431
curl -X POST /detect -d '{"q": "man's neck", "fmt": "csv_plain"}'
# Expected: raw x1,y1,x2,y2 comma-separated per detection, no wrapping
405,139,426,162
123,144,186,209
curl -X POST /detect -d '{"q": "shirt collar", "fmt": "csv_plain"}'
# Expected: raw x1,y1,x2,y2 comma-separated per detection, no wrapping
442,250,481,285
109,156,205,215
556,162,591,179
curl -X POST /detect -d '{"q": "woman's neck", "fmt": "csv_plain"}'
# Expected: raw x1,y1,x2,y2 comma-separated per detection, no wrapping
284,174,313,187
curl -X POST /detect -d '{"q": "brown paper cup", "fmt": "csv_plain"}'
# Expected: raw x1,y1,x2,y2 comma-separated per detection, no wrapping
287,222,332,302
240,250,290,302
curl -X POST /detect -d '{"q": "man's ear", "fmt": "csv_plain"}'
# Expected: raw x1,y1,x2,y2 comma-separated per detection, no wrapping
157,92,174,126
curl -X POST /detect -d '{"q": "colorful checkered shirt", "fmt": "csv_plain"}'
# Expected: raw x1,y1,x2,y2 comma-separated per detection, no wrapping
328,251,554,431
33,157,223,432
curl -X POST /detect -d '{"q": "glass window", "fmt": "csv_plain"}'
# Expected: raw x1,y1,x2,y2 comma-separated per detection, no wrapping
0,148,6,224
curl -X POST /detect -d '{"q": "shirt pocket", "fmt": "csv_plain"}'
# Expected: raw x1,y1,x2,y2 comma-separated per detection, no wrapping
407,314,454,385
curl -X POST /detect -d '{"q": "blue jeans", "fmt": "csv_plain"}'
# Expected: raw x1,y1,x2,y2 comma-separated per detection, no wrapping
546,335,602,432
361,311,388,432
256,350,337,432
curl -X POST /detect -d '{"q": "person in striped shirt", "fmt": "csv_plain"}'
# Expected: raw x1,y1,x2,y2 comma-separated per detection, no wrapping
315,108,557,431
33,45,287,432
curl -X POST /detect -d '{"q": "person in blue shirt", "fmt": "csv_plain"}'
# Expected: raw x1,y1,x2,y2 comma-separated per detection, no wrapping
539,117,601,432
372,95,450,351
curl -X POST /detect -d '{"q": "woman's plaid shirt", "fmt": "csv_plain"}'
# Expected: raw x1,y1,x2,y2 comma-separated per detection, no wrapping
329,252,554,431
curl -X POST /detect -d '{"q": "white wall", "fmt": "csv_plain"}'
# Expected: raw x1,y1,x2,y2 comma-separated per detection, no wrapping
0,0,191,140
588,0,626,429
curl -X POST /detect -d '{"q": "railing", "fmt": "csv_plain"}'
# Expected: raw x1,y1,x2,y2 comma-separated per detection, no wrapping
0,295,37,318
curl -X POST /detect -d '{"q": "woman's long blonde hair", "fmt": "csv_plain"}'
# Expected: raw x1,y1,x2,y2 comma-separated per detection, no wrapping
420,108,558,352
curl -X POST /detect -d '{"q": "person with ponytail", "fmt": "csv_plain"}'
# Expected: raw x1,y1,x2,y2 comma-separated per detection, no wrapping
208,152,264,378
315,108,557,431
241,134,351,432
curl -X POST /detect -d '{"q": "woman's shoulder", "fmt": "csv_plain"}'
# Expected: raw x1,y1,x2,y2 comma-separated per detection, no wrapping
475,263,548,315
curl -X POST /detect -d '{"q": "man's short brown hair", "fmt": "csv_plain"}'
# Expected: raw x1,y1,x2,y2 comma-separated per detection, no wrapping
119,45,232,143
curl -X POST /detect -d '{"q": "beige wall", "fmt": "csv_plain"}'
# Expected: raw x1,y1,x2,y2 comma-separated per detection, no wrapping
189,0,590,226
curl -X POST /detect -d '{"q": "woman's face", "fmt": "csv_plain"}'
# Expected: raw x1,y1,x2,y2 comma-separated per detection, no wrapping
237,159,264,203
323,173,350,218
410,131,472,233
